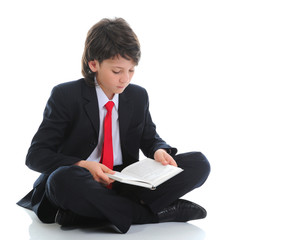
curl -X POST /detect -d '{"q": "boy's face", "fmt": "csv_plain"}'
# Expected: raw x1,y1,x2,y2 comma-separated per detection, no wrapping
89,55,135,100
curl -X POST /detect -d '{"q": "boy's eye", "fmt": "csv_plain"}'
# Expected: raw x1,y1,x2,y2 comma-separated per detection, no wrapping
112,69,134,74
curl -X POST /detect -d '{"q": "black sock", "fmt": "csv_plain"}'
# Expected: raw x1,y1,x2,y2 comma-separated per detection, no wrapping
131,202,158,224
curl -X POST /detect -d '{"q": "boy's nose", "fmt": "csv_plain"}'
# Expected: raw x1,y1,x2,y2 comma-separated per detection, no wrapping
120,73,130,83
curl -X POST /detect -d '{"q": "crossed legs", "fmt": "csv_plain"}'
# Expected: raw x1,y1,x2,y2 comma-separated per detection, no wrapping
45,151,210,232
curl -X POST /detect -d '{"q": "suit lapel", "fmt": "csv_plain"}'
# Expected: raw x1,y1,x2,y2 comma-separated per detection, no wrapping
119,91,133,146
81,81,133,154
82,81,100,136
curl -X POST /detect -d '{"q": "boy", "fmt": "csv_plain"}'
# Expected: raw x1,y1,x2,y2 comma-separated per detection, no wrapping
17,18,210,233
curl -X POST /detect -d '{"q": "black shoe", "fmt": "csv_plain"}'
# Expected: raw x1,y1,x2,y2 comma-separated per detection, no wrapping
157,199,207,223
55,209,106,227
55,209,129,233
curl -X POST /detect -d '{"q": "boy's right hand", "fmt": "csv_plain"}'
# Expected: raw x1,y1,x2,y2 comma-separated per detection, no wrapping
75,160,115,186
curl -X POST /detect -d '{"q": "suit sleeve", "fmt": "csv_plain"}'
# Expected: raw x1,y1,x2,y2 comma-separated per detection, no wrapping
25,85,81,174
140,90,177,158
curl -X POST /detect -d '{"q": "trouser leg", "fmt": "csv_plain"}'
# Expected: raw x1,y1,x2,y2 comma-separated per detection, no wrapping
45,165,138,232
128,151,210,213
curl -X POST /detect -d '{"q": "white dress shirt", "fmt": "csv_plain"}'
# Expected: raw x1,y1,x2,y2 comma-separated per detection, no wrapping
86,82,123,166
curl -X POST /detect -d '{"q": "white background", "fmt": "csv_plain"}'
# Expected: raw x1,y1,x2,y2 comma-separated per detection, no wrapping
1,0,286,239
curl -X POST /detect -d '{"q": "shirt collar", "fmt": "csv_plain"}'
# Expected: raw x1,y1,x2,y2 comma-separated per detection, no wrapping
94,77,119,110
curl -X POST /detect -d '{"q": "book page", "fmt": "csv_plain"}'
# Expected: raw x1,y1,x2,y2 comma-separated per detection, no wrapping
122,158,182,185
108,172,143,182
106,172,153,189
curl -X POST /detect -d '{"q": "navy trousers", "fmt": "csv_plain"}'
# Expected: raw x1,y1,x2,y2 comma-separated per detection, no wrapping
45,152,210,232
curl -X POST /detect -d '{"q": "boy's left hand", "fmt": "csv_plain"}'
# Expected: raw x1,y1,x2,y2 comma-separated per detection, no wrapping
154,149,177,167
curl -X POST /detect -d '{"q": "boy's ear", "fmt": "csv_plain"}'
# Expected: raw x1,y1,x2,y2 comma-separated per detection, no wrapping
88,60,99,73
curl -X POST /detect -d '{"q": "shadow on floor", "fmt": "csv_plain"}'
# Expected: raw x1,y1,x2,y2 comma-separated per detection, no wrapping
25,209,206,240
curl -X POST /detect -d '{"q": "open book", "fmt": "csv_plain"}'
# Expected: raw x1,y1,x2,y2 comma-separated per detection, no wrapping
106,158,183,190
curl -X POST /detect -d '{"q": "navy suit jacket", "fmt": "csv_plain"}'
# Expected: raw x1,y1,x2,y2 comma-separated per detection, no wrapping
18,78,177,222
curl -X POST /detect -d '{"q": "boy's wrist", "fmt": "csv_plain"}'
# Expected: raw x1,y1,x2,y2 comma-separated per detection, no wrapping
74,160,85,167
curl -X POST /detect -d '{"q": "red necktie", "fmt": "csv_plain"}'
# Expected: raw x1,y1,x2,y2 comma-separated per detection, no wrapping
101,101,114,170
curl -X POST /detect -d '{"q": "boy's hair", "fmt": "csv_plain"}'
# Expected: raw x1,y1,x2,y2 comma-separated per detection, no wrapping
81,18,141,86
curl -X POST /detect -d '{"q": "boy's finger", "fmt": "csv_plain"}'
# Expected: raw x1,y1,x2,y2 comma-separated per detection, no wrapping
101,164,115,174
165,155,177,167
99,172,111,183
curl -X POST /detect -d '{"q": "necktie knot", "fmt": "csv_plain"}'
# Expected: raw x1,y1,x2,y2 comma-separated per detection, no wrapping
105,101,114,112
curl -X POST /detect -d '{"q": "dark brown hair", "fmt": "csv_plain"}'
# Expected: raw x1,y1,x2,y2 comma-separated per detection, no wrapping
81,18,141,86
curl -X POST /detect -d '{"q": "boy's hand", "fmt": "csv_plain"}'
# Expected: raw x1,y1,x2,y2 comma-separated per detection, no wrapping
154,149,177,167
75,160,115,185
